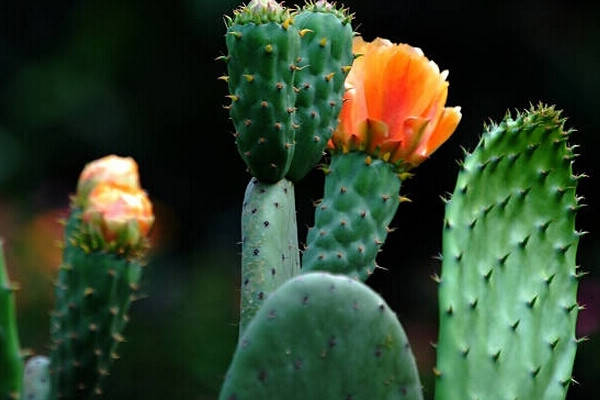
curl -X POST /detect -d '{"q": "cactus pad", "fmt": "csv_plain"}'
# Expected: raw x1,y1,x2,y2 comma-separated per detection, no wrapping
302,151,402,280
224,1,301,182
434,105,583,400
219,272,423,400
239,177,300,335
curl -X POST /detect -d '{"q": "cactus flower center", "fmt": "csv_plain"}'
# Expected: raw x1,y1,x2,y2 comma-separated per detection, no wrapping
330,36,462,170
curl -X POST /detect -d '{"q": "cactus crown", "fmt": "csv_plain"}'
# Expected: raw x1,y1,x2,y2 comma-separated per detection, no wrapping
226,0,293,27
296,0,354,25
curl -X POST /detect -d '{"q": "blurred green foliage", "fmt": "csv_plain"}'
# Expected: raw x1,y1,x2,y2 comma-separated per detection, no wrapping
0,0,599,398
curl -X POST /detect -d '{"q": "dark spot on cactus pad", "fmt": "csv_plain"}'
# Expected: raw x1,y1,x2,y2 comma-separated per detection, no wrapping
378,304,385,312
263,220,270,227
243,278,249,286
251,208,258,214
549,338,560,349
271,268,276,276
374,345,383,358
531,366,542,378
257,369,267,382
274,202,279,208
545,273,556,286
328,336,337,348
302,295,309,305
253,248,260,256
258,292,265,301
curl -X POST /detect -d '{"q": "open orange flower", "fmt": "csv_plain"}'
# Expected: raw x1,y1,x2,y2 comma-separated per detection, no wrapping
330,36,462,170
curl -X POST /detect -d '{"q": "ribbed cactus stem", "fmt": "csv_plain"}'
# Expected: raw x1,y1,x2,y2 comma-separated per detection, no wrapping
239,178,300,335
435,105,582,400
0,240,23,400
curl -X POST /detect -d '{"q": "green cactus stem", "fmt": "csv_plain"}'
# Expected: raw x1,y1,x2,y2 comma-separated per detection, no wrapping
239,177,301,336
0,240,23,400
49,206,146,399
223,0,301,182
219,272,423,400
434,105,583,400
302,151,403,280
285,0,355,182
23,356,51,400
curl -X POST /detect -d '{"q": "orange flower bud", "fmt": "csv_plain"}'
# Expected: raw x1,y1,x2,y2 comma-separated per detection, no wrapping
330,36,462,170
81,182,154,253
77,155,140,204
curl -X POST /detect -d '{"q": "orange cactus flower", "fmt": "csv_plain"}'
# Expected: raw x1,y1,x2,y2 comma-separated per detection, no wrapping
330,36,462,170
82,182,155,252
77,155,141,203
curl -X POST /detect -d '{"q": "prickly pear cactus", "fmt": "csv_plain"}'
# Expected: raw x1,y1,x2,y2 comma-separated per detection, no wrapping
219,272,423,400
222,0,301,182
302,152,402,280
435,105,583,400
239,177,300,335
49,208,144,399
285,0,354,182
0,241,22,400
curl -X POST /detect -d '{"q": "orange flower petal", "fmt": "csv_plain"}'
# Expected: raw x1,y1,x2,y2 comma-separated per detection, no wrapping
332,36,461,170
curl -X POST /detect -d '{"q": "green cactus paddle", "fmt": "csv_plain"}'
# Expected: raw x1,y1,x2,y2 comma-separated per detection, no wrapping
285,1,355,182
302,151,403,280
0,240,23,400
434,105,583,400
223,0,301,182
239,177,301,335
220,272,423,400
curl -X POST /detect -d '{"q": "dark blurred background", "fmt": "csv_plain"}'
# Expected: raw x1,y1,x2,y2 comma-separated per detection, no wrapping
0,0,598,398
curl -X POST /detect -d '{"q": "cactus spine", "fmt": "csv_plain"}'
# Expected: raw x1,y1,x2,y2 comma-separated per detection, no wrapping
285,1,355,182
435,105,583,400
239,177,300,335
219,272,423,400
0,241,22,400
223,0,301,182
302,151,402,280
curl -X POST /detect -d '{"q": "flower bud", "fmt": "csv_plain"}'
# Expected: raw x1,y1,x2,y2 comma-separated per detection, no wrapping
81,182,154,253
76,155,140,205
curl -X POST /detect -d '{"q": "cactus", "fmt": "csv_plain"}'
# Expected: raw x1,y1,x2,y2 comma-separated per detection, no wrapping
301,151,402,280
434,105,583,400
48,156,154,399
222,0,301,182
0,241,23,400
285,1,355,182
23,356,51,400
239,177,300,335
219,272,423,400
